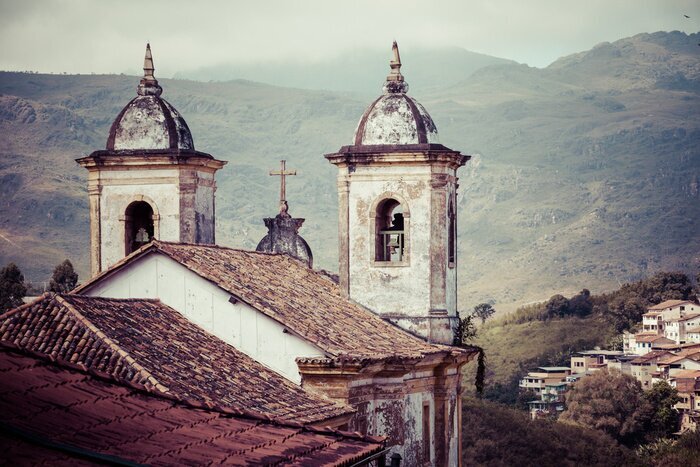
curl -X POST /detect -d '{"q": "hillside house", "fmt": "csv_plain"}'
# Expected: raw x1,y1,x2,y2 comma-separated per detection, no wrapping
687,327,700,343
669,369,700,433
633,333,676,355
630,351,674,389
519,367,571,395
664,313,700,344
570,350,624,373
632,300,700,351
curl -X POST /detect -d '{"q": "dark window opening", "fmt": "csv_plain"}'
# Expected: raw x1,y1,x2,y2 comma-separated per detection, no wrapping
448,200,456,264
423,403,431,462
124,201,154,255
376,199,405,262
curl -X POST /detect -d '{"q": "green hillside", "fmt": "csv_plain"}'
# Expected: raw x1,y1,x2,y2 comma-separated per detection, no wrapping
461,397,637,466
475,315,611,384
0,31,699,312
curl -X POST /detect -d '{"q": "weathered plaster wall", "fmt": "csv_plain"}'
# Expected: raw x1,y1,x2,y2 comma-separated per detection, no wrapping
304,365,463,466
83,253,324,383
98,168,181,271
193,171,216,244
342,162,459,343
347,164,432,316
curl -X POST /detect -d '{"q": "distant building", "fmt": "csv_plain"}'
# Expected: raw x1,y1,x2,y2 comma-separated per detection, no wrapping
630,350,675,389
570,350,624,373
669,369,700,433
633,334,676,355
520,367,572,420
519,367,572,396
664,313,700,344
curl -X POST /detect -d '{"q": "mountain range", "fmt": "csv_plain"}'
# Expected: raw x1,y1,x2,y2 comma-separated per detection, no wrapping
0,30,698,313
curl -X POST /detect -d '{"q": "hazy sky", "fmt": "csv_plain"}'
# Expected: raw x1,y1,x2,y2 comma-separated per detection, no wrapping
0,0,698,76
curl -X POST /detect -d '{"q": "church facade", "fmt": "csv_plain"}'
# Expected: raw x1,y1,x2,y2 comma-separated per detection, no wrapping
2,43,477,466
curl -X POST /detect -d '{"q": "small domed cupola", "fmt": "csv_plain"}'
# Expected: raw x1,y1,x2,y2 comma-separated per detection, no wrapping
353,41,439,146
106,44,194,151
77,44,226,276
256,161,313,268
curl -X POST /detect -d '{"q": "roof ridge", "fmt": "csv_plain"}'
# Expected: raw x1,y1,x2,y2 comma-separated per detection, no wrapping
157,240,306,258
53,294,168,392
0,291,53,321
64,295,161,304
0,341,385,444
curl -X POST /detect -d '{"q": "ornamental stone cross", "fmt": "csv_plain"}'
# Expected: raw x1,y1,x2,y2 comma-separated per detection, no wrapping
269,160,297,205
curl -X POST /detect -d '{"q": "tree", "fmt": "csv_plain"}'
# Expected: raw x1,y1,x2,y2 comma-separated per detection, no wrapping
49,259,79,293
560,369,650,446
545,294,569,318
0,263,27,312
568,289,593,317
642,380,680,442
453,311,478,346
473,303,496,324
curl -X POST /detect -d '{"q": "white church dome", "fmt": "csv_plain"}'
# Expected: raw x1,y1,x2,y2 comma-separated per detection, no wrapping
353,42,439,146
106,44,194,152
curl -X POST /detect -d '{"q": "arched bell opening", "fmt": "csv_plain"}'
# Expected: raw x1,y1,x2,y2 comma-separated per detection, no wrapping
124,201,155,255
375,198,405,262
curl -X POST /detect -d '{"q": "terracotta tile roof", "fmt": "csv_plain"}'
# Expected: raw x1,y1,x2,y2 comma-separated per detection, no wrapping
631,350,674,364
671,369,700,379
75,241,473,361
0,293,352,424
0,343,384,466
677,313,700,322
687,327,700,334
658,354,690,365
648,300,697,311
634,334,674,344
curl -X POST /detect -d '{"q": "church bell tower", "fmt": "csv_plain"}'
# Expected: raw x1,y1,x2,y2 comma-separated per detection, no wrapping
77,44,226,276
325,42,470,344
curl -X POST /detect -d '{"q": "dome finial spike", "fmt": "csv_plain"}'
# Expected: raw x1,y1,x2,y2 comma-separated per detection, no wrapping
143,43,155,80
383,41,408,94
387,41,403,83
137,43,162,97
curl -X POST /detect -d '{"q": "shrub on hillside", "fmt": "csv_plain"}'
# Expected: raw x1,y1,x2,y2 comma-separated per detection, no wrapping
561,370,680,447
648,429,700,467
462,397,636,466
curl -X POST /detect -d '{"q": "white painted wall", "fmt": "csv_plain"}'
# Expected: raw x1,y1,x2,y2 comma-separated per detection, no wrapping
99,168,181,271
83,252,325,383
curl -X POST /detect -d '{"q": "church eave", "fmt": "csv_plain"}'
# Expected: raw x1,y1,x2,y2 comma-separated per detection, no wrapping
77,149,226,171
325,145,469,169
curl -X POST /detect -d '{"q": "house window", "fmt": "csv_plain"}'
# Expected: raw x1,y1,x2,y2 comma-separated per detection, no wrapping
375,198,406,262
124,201,154,255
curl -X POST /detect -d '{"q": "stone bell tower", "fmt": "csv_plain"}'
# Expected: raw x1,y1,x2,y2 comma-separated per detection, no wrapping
77,44,226,276
325,42,470,344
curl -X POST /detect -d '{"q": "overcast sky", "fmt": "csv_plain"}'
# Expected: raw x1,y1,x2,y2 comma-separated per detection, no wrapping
0,0,698,76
